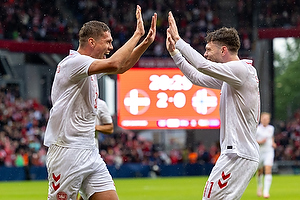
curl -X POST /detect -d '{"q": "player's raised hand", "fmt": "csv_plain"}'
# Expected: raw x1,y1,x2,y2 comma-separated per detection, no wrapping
166,29,176,53
143,13,157,45
168,11,180,43
135,5,145,37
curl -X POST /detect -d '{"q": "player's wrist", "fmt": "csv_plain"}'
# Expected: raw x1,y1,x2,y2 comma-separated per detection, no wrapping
169,49,179,57
174,35,181,43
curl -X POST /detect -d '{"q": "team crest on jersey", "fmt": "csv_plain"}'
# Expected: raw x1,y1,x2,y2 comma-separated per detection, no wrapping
56,192,68,200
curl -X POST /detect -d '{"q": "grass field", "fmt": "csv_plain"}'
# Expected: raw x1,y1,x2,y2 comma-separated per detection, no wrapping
0,175,299,200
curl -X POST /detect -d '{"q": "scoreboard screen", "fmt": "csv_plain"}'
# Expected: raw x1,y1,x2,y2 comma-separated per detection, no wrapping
117,68,220,129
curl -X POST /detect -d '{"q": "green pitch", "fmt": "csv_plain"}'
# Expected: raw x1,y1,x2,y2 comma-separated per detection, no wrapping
0,175,299,199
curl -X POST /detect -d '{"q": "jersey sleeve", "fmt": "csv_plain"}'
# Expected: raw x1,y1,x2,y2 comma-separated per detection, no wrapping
172,52,222,89
175,39,249,88
96,99,113,124
67,54,96,82
96,73,106,79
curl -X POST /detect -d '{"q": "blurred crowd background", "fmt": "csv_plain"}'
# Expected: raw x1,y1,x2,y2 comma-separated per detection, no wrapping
0,0,300,169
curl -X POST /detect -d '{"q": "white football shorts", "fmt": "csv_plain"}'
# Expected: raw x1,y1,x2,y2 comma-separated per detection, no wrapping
202,153,258,200
46,144,116,200
258,150,274,168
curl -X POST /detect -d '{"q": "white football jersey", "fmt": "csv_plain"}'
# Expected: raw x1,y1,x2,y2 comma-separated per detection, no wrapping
96,99,113,127
256,124,275,152
173,39,260,162
44,50,105,148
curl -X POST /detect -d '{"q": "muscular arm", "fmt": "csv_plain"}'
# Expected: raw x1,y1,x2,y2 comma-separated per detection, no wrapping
88,5,145,75
95,123,114,134
114,13,157,74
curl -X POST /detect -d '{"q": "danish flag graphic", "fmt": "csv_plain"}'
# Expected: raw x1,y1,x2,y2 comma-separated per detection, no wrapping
124,89,150,115
218,171,231,189
192,89,218,115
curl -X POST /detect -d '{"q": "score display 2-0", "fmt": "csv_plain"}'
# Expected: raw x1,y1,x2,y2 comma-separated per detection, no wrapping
117,68,220,129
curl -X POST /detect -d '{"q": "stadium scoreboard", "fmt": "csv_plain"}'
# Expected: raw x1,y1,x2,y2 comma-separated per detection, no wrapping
117,68,220,129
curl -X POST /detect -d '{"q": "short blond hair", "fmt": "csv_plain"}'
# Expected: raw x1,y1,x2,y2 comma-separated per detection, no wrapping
260,112,271,118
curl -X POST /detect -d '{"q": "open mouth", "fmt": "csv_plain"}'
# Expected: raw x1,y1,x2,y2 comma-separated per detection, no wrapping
103,52,110,59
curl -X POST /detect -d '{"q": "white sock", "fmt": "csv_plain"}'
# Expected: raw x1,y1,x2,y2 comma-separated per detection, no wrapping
257,174,263,189
263,174,272,195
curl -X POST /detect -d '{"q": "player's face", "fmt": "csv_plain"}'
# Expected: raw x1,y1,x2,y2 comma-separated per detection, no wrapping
92,31,113,59
260,114,270,126
204,41,223,63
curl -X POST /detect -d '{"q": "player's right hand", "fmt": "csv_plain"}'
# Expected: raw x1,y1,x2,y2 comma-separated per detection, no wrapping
166,30,175,53
142,13,157,46
135,5,145,37
168,11,180,43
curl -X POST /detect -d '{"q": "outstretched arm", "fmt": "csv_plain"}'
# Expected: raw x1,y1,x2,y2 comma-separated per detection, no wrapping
88,5,145,75
166,31,222,89
114,13,157,74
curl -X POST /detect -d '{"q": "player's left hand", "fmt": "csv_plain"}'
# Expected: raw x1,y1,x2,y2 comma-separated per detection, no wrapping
143,13,157,45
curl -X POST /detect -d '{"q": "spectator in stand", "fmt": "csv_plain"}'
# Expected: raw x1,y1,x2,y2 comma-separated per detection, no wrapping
169,149,182,164
188,147,198,164
197,142,210,164
209,142,220,164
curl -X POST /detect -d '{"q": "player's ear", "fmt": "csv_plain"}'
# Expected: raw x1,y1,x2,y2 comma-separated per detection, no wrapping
88,38,95,48
221,46,226,55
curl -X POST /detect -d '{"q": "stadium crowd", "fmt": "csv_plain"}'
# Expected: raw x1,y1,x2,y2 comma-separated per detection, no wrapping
65,0,222,57
274,111,300,161
0,0,222,56
1,0,300,168
0,86,300,168
0,86,48,167
256,0,300,28
2,0,300,57
0,0,72,42
236,0,300,55
97,130,220,168
0,84,220,167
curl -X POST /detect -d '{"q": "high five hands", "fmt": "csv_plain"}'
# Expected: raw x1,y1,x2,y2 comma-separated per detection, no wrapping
166,11,181,55
144,12,157,45
135,8,181,54
136,5,157,46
